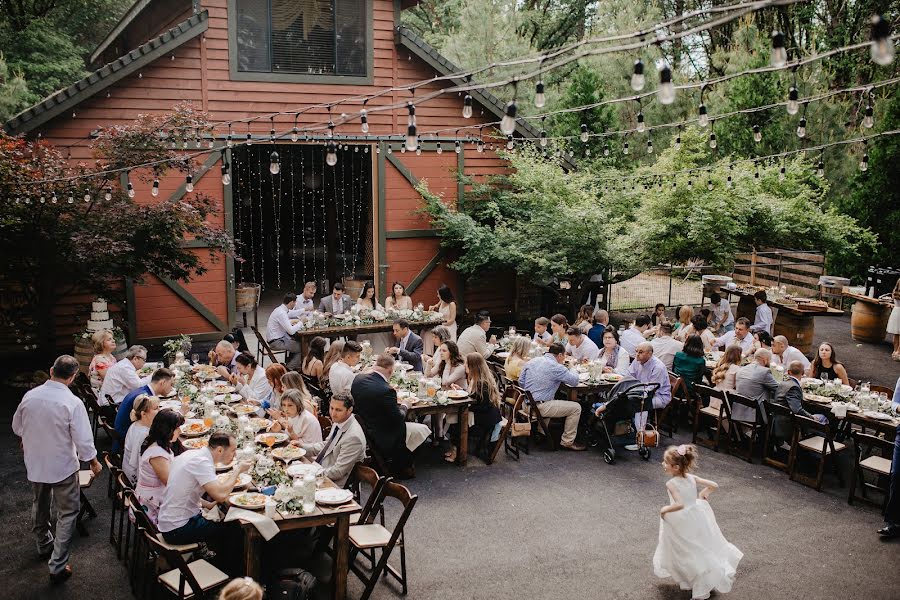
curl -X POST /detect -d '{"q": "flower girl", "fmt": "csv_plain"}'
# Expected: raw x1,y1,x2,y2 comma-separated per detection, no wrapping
654,444,742,600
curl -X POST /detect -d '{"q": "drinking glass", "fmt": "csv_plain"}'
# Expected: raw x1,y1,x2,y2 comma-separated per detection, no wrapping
203,416,213,428
265,435,277,448
191,353,199,365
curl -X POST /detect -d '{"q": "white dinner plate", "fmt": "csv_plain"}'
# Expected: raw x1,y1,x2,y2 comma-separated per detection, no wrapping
229,492,267,510
447,389,468,399
496,351,510,359
315,488,354,506
273,446,308,462
215,393,243,404
256,432,289,445
864,411,893,421
286,462,322,479
217,472,252,489
181,419,210,437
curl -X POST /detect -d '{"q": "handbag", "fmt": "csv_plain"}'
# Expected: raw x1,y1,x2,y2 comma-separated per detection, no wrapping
637,424,659,448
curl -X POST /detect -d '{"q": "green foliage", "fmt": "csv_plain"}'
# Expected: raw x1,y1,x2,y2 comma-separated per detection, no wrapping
0,54,28,119
546,64,616,158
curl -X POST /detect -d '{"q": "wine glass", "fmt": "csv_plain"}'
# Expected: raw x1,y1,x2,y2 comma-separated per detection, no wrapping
265,435,277,449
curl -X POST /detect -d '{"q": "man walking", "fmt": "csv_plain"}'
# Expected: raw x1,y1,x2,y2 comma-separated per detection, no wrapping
13,355,102,584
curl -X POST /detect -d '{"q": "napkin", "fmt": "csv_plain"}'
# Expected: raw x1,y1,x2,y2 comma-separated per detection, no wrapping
202,505,223,522
224,507,280,541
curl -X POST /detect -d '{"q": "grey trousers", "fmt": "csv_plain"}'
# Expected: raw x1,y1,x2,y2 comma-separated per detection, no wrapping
32,471,80,574
269,336,303,369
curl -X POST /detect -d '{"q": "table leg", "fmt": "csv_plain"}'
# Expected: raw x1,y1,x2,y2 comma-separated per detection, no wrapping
431,413,440,446
568,386,577,403
333,514,351,600
243,527,262,579
457,406,469,466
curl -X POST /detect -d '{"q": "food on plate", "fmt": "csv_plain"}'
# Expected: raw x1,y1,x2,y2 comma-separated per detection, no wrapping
213,383,236,394
217,472,251,488
232,404,258,416
447,389,468,399
250,417,272,431
256,432,288,446
229,492,267,509
183,437,209,449
602,373,624,382
272,446,307,461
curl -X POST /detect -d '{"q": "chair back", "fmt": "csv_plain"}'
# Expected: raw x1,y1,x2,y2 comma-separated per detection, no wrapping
318,414,333,440
103,450,122,471
668,371,691,402
143,530,204,597
250,325,283,366
99,416,123,450
348,464,390,524
375,480,418,548
694,384,726,409
869,385,894,400
725,391,763,424
852,430,895,461
501,386,527,436
117,470,134,494
792,412,834,440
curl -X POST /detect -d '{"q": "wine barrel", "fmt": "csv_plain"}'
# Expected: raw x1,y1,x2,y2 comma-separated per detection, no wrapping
342,277,366,302
773,311,815,355
850,298,890,343
735,295,757,322
236,283,261,312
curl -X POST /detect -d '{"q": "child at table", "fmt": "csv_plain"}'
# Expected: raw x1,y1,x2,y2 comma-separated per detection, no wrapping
533,317,553,347
654,444,742,600
267,389,322,446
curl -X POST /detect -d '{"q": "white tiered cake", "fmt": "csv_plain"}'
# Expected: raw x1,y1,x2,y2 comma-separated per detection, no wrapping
87,299,114,331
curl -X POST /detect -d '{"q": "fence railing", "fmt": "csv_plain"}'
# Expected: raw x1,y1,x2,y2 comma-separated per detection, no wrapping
731,248,824,295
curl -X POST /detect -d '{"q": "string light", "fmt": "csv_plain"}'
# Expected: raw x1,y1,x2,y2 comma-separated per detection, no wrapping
51,192,58,204
623,141,629,155
797,115,807,138
269,151,280,175
226,124,233,148
326,141,338,166
753,125,762,143
463,94,473,118
501,99,517,135
709,131,717,149
455,140,461,154
534,80,546,108
221,162,231,185
859,141,869,171
506,135,514,150
658,65,675,104
83,191,91,202
580,123,589,142
863,102,874,128
771,31,788,67
631,58,645,91
817,160,825,177
104,186,112,201
151,178,160,196
646,138,653,154
870,15,895,65
476,138,484,153
698,103,709,127
127,181,135,198
360,108,369,133
405,124,418,151
185,174,194,192
540,128,548,147
416,143,422,155
787,85,800,115
603,143,610,156
636,111,645,133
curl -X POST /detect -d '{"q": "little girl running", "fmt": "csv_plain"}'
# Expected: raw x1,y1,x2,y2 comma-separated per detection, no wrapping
653,444,742,600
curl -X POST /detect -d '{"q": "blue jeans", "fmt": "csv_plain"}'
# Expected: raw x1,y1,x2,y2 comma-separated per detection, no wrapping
163,514,243,574
719,322,735,333
885,424,900,527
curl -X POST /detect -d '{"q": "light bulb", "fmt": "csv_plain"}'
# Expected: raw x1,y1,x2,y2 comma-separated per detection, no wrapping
623,142,629,155
436,142,442,154
221,167,231,185
400,145,406,153
534,81,546,108
580,124,589,143
707,180,714,191
386,145,392,154
226,134,233,148
540,130,548,147
753,125,762,143
506,135,514,150
779,167,786,181
51,192,58,204
796,117,806,138
326,142,338,166
688,179,693,187
185,175,193,192
269,151,280,175
698,104,709,127
603,144,610,156
67,194,74,204
360,109,369,133
631,59,645,91
83,192,91,202
709,133,717,149
104,187,112,201
500,100,517,135
415,144,422,156
787,87,799,115
476,140,484,153
455,140,461,154
771,31,788,67
636,112,645,133
291,127,298,142
407,103,416,127
674,136,681,150
405,125,418,151
870,15,895,65
127,182,135,198
246,132,252,145
755,168,760,179
646,140,653,154
860,154,869,171
585,148,591,156
863,105,874,128
151,179,160,196
463,95,473,119
657,66,675,104
817,161,825,178
726,176,733,188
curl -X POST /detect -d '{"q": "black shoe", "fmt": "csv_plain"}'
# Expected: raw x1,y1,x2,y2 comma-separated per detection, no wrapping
877,525,900,539
38,549,53,560
49,565,73,585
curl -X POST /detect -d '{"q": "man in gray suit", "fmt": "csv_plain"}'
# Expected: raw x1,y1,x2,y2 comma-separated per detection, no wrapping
318,282,353,315
772,360,827,438
302,395,366,487
733,348,779,422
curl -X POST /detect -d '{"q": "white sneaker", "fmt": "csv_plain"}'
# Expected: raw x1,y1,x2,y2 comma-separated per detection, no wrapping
625,444,639,451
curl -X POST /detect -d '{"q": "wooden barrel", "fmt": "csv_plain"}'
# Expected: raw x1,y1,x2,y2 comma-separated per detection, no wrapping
774,311,815,355
850,299,890,343
735,295,757,322
235,283,261,312
342,277,366,302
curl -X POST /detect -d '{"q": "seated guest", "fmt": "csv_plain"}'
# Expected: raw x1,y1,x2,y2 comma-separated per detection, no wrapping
650,303,669,328
357,280,383,311
265,293,304,369
320,340,345,396
596,328,631,376
444,354,503,462
232,352,272,404
680,314,716,351
775,361,828,430
388,319,424,372
806,342,849,385
733,348,779,422
504,336,532,380
771,335,809,370
268,389,323,445
427,341,467,390
708,292,735,334
302,395,367,487
329,340,362,398
457,312,494,358
351,354,430,476
711,317,754,355
212,340,239,379
157,432,252,567
533,317,553,346
318,281,353,315
385,281,413,311
751,330,773,354
620,315,651,357
136,409,184,525
122,394,160,484
750,290,773,334
281,372,317,415
673,335,707,394
289,280,317,317
114,367,174,451
566,327,600,362
549,314,569,346
263,363,288,410
220,577,264,600
673,305,694,340
518,344,586,451
423,325,451,372
711,345,743,392
628,343,672,410
587,310,608,347
99,345,150,419
650,323,683,370
88,329,117,391
573,305,594,334
301,336,327,380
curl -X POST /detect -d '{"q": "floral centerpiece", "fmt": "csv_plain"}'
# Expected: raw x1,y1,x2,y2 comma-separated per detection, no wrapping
274,484,307,515
301,307,443,331
163,334,192,364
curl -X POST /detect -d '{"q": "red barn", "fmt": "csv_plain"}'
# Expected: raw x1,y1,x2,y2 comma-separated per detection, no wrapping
5,0,544,348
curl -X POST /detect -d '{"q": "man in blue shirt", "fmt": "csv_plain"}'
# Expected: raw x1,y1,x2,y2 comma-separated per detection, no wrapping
518,344,586,451
113,368,174,451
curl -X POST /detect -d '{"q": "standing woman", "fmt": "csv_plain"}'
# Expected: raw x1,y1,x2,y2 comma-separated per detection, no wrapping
889,279,900,361
302,336,327,380
429,284,458,341
122,394,160,484
233,352,273,404
136,409,185,525
427,341,467,390
385,281,413,311
806,342,849,385
445,354,502,463
573,305,594,334
89,329,118,391
550,314,569,346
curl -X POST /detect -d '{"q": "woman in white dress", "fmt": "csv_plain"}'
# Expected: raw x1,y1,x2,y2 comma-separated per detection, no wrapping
889,279,900,361
429,284,457,341
357,281,392,352
426,341,467,390
654,444,742,600
122,394,160,484
267,389,322,446
596,329,630,376
385,281,413,311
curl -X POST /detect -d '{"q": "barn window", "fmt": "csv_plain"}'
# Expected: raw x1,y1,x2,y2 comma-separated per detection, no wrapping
232,0,369,81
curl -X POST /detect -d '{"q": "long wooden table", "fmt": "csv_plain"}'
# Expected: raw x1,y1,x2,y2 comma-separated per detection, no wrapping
406,398,474,465
292,317,443,354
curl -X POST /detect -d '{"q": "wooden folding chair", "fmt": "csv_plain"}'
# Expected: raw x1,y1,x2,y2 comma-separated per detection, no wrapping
656,372,690,437
318,414,333,440
99,415,123,450
302,373,330,412
76,469,98,537
762,401,797,472
790,413,848,492
115,472,136,563
250,325,286,367
692,384,729,452
724,391,765,463
108,468,128,557
343,465,391,568
487,385,527,463
849,430,894,507
515,385,559,451
143,530,229,600
869,385,894,400
349,480,418,600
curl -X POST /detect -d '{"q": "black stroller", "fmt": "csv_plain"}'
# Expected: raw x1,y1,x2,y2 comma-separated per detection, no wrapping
590,379,660,464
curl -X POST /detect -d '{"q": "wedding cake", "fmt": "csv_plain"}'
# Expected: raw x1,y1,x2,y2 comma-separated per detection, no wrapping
88,299,114,331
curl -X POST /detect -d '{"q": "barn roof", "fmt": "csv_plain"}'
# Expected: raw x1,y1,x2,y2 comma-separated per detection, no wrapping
3,10,208,135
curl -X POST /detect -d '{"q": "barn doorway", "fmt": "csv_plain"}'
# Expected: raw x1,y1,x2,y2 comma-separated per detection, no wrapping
232,143,374,304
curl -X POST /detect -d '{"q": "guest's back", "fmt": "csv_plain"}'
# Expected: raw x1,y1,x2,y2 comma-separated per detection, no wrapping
350,372,406,452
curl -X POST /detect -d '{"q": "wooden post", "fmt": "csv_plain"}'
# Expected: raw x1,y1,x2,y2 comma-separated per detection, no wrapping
749,249,758,286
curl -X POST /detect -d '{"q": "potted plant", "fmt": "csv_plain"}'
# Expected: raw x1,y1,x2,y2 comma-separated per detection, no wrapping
163,334,192,365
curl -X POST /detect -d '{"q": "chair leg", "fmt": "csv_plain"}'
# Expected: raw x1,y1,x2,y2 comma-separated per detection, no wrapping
400,537,408,594
848,463,859,505
815,454,827,492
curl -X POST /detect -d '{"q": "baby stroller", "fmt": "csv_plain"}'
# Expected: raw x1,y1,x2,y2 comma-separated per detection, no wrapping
590,379,660,464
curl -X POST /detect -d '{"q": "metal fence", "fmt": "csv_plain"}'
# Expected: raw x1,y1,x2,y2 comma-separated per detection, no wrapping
607,266,716,311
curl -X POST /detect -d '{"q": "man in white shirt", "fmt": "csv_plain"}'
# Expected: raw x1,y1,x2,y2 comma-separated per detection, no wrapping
98,345,150,417
711,317,755,354
330,340,362,398
565,327,600,361
456,312,494,358
266,292,305,369
303,395,367,487
708,292,735,333
771,335,810,370
13,355,102,583
289,280,317,318
750,290,774,334
158,432,251,571
650,322,684,370
620,315,651,357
